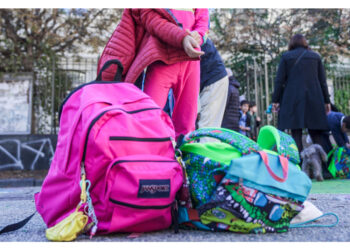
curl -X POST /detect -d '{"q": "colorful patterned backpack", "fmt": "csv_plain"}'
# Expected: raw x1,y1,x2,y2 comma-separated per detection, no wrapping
328,146,350,179
176,126,312,233
176,127,260,208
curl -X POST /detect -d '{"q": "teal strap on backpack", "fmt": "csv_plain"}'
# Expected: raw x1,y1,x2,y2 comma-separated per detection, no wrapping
290,212,339,228
182,127,261,155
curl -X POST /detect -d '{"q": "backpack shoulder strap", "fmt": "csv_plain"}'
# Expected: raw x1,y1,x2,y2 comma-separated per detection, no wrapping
291,49,308,72
290,212,339,228
0,212,36,235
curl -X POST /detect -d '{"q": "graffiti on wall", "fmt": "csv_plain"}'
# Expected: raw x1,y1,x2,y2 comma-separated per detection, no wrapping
0,137,55,171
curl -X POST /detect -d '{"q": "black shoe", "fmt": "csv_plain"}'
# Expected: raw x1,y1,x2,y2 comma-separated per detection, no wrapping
321,161,333,180
322,171,333,180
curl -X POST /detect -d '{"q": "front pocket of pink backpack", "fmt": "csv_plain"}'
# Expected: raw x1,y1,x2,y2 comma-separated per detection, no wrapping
105,155,183,233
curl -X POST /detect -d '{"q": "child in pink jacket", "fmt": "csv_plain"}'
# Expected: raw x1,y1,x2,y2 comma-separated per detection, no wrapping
143,9,209,140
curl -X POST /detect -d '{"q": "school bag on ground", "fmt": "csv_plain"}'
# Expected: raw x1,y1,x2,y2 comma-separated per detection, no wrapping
176,126,314,233
34,59,183,241
327,146,350,179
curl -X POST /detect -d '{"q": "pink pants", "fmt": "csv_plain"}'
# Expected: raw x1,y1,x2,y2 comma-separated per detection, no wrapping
144,60,200,140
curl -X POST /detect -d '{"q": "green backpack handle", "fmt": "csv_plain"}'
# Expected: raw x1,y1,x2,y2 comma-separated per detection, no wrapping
257,125,300,164
181,127,261,155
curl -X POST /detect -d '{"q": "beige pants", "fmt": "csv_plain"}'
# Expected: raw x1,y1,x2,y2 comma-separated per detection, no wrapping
197,75,229,142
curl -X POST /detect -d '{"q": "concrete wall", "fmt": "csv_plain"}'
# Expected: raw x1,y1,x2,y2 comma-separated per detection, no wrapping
0,135,57,171
0,74,33,134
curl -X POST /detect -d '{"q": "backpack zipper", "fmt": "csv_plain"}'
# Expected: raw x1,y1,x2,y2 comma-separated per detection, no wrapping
82,107,160,163
109,198,174,209
109,137,171,142
110,159,176,170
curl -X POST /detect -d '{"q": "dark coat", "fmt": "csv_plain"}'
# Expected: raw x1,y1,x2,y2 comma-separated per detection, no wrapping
221,75,240,132
200,38,227,92
272,47,331,130
327,111,349,147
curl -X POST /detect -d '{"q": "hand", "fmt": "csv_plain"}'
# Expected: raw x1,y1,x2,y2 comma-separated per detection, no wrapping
256,116,261,122
325,103,331,115
186,29,201,44
182,35,205,58
272,103,280,112
346,143,350,149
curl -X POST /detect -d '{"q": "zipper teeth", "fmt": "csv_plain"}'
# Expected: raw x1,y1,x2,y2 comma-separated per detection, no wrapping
82,107,160,162
111,159,176,168
109,198,174,209
109,137,171,142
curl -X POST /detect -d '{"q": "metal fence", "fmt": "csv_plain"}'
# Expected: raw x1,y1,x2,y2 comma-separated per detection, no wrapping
242,59,350,129
2,56,350,134
33,57,99,134
328,66,350,115
243,59,278,128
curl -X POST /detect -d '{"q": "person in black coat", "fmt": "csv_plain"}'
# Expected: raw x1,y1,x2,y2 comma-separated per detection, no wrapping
272,34,331,153
221,74,240,132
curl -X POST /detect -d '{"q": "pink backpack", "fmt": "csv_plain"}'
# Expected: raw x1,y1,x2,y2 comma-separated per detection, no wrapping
34,60,184,237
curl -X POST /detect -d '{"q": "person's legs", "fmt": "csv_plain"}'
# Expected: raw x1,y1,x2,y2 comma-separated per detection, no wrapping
171,60,200,139
197,75,229,129
308,129,326,151
309,129,333,178
291,129,303,153
322,131,333,154
143,61,178,109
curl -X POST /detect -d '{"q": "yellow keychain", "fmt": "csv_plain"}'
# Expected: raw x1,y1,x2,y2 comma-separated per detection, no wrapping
46,167,93,241
45,209,88,242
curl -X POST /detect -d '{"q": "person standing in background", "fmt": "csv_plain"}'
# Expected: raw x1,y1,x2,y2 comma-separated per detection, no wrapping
221,73,241,132
238,100,251,136
197,38,229,131
249,101,261,141
272,34,331,154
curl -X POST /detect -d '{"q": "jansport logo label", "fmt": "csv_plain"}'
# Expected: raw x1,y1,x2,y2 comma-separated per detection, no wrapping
138,179,170,198
140,184,169,194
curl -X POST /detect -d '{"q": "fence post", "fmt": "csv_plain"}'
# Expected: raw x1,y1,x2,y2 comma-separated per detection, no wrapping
269,64,277,127
253,58,259,117
246,61,250,100
51,57,56,134
264,56,270,125
327,78,334,104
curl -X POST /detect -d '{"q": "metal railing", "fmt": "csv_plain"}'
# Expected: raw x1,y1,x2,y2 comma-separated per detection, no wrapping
32,57,99,134
329,65,350,115
243,58,278,127
1,56,349,134
242,59,350,129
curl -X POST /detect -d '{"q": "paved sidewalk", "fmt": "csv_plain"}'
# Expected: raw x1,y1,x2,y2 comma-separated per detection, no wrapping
0,186,349,242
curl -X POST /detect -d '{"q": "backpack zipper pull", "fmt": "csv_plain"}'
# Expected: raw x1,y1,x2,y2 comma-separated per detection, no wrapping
90,225,97,239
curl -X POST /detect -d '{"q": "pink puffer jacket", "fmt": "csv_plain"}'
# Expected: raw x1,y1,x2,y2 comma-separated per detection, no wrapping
97,8,208,83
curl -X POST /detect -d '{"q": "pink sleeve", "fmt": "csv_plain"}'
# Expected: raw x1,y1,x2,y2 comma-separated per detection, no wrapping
193,8,209,44
137,9,188,49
